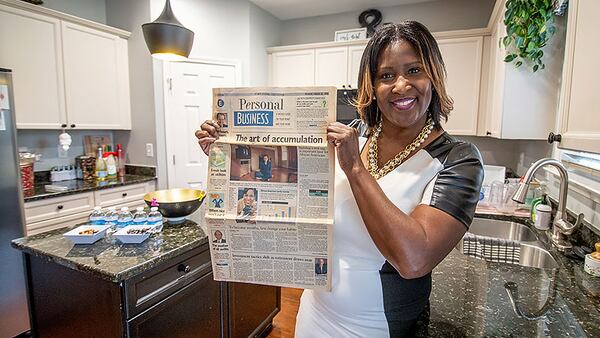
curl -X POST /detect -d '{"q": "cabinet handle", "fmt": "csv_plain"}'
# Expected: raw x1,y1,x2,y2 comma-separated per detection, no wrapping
178,264,191,273
70,124,76,128
122,193,128,197
61,123,67,128
486,131,492,136
57,205,64,210
547,132,562,144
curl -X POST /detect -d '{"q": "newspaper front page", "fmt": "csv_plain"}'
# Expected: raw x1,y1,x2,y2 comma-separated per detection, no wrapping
205,87,336,290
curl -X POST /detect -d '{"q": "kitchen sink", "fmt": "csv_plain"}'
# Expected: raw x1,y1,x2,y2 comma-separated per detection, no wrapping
518,243,558,269
469,217,538,242
456,217,558,269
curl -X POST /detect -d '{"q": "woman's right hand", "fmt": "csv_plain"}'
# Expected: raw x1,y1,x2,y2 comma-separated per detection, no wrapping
195,120,220,155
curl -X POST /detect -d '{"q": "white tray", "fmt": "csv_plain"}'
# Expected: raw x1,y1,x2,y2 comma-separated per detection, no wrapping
114,225,152,244
64,224,111,244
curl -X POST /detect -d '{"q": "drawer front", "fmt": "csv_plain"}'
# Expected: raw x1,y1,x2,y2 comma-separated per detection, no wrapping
26,211,90,236
25,192,94,224
94,181,155,208
124,244,211,318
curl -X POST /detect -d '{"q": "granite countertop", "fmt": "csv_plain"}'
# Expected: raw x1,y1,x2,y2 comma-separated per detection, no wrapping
427,213,600,337
24,174,156,202
11,208,600,336
11,208,208,283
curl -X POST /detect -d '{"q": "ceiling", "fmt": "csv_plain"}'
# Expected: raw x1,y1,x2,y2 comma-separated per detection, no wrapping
249,0,438,20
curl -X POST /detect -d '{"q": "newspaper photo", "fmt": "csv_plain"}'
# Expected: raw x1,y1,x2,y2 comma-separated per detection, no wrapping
205,87,336,290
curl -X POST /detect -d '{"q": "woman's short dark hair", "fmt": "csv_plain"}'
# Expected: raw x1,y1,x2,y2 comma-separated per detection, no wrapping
354,21,453,131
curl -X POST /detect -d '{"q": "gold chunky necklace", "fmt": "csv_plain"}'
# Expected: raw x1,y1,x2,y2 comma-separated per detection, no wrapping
368,118,434,179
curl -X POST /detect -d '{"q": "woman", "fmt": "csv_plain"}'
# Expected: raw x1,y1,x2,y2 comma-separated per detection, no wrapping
259,154,273,181
236,188,257,217
195,21,483,337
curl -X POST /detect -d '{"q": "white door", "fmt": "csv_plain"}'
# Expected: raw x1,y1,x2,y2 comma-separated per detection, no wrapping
164,60,239,189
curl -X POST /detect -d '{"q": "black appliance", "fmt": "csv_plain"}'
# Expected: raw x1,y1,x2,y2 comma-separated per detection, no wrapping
235,146,251,159
336,89,359,124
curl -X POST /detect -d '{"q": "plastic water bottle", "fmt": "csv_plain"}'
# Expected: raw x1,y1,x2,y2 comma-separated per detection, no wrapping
132,207,148,225
104,206,118,226
147,207,163,232
117,207,133,228
89,206,105,225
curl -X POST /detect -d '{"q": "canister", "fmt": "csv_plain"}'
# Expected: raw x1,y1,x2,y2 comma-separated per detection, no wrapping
534,204,551,230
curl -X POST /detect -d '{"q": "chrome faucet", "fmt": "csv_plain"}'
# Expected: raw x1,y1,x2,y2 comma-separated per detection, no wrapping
512,158,584,251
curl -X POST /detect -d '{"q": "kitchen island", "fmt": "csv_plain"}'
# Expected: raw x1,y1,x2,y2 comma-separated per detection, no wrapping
11,208,280,338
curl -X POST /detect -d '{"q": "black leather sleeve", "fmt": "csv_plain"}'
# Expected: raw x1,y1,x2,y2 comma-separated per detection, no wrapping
427,142,484,228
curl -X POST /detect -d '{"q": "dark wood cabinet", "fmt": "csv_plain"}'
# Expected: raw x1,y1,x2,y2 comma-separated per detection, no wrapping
226,283,281,338
24,243,280,338
127,271,222,338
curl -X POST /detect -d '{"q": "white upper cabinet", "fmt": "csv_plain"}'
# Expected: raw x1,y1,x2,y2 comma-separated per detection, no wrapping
62,22,131,129
268,41,367,88
479,0,564,139
0,0,131,130
347,44,366,89
0,4,67,128
269,49,315,87
315,47,348,87
437,35,483,136
556,0,600,153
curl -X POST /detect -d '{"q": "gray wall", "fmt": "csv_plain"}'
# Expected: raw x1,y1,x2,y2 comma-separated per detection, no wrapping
17,130,113,171
106,0,157,168
41,0,106,23
279,0,495,45
249,2,282,86
458,136,552,177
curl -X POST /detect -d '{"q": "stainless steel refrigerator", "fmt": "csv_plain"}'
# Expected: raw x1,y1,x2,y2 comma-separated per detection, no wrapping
0,68,30,336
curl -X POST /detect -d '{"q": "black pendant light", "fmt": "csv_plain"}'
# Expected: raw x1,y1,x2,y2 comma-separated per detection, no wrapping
142,0,194,60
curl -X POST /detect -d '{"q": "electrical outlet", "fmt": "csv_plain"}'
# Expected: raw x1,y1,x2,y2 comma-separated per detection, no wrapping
58,145,68,158
145,143,154,157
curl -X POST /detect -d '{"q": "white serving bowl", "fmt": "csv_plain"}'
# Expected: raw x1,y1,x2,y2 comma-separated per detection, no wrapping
64,225,112,244
114,225,152,244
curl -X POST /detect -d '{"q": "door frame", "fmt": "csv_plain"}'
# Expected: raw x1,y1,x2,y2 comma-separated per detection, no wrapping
162,57,242,189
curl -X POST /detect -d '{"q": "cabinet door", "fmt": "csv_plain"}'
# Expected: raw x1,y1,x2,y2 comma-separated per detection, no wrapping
438,37,483,135
482,17,507,138
315,47,348,87
227,282,280,338
557,0,600,153
348,44,366,89
61,21,131,129
128,271,221,338
0,5,66,129
269,50,315,86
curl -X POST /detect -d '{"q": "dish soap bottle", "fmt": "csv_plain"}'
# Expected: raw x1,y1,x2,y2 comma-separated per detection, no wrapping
95,147,107,181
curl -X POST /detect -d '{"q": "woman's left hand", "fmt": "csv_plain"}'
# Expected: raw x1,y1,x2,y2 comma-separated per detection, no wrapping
327,122,364,175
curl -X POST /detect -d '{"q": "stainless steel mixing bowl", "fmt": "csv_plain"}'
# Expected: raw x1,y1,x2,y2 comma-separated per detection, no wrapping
143,188,205,222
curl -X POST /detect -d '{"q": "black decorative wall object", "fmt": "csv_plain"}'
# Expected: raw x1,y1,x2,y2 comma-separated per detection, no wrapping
358,9,382,37
20,0,43,4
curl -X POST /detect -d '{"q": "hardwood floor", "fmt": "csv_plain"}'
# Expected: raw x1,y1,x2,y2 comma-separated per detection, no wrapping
267,288,303,338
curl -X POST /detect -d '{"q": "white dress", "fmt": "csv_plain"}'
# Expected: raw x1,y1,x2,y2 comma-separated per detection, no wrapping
294,134,483,338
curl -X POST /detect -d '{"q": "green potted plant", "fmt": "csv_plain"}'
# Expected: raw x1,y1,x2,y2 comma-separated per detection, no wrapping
502,0,559,72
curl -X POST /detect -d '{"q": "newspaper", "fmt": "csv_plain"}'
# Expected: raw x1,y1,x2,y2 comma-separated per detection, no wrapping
205,87,336,290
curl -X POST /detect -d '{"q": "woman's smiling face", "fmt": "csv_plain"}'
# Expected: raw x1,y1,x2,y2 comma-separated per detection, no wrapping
374,40,432,131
